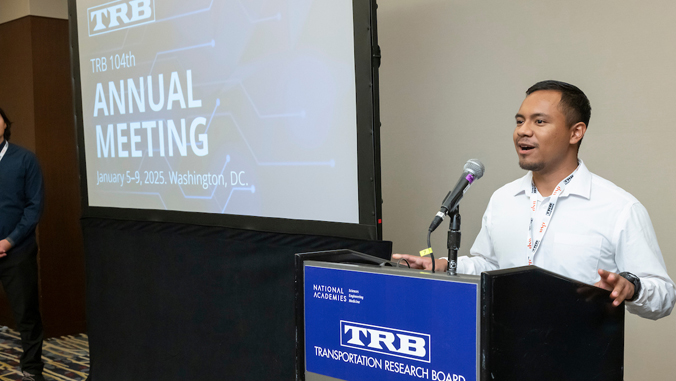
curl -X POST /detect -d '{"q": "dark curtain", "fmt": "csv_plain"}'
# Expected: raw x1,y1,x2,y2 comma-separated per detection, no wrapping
82,218,391,380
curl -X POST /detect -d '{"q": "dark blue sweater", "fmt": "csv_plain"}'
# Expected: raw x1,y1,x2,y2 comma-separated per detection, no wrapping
0,140,44,250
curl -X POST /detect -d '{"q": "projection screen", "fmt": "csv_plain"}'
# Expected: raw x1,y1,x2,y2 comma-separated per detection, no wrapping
69,0,382,239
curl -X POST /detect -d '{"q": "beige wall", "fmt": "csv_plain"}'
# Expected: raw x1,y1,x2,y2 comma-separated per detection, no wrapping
0,0,30,24
379,0,676,379
29,0,67,19
0,0,67,24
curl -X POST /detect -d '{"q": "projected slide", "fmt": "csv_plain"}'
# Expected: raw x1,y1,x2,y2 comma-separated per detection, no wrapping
75,0,359,223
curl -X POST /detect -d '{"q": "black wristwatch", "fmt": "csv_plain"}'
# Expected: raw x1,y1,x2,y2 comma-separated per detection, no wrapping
619,272,641,302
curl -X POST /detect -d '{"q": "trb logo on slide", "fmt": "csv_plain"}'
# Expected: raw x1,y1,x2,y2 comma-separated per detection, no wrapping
87,0,156,37
340,321,431,363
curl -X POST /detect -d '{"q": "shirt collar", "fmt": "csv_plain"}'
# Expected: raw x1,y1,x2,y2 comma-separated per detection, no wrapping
0,140,6,151
515,171,535,196
513,159,592,199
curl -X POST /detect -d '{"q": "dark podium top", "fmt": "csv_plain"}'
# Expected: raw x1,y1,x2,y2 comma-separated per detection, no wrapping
482,266,624,381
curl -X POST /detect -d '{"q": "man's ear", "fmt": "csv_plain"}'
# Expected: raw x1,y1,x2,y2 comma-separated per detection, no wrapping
570,122,587,146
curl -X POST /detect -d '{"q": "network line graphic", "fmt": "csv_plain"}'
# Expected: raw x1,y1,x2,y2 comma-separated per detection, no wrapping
148,40,216,74
156,0,281,25
156,0,217,23
98,0,281,56
129,3,334,168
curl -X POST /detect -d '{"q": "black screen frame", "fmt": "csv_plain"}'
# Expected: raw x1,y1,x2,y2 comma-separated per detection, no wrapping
68,0,383,240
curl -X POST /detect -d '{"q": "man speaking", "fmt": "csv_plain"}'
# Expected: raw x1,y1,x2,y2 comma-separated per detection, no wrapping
393,80,675,320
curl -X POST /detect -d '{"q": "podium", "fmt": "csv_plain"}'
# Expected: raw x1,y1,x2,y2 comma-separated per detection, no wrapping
295,250,624,381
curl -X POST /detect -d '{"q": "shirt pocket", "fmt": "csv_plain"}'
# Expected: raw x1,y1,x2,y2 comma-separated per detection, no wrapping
552,232,603,284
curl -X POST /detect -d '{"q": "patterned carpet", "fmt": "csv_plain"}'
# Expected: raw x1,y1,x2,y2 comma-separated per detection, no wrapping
0,328,89,380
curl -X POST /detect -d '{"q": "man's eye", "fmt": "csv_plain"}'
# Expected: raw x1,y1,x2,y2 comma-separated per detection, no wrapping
536,119,545,124
516,120,524,125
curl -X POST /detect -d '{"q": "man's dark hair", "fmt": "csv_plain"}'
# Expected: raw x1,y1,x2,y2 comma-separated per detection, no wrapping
526,80,591,129
0,107,11,142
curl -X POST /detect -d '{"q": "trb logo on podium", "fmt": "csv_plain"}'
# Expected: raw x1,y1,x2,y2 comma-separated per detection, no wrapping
88,0,156,37
340,321,431,363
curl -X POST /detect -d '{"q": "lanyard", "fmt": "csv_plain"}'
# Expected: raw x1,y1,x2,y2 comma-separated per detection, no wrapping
0,141,7,164
526,168,578,265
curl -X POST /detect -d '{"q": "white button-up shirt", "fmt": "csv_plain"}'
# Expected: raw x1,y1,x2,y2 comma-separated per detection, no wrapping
458,160,676,319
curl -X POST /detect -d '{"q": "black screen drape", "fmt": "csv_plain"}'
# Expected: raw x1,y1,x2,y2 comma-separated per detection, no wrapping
82,218,391,380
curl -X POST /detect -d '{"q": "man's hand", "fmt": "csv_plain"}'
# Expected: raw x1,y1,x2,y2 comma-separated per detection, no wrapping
595,269,635,306
391,254,448,272
0,239,12,258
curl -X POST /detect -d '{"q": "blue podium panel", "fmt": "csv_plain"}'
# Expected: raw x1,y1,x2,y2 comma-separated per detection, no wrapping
303,263,479,381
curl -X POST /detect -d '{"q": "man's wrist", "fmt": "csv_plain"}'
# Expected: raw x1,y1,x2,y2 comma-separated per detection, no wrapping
619,272,641,302
1,237,13,245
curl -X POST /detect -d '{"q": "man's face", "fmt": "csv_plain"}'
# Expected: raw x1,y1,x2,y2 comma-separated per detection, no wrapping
513,90,574,172
0,117,5,143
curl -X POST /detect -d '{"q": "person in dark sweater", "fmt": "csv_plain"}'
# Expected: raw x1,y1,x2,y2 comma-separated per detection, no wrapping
0,107,45,381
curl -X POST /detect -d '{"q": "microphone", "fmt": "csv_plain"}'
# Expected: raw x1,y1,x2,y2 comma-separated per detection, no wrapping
429,159,485,232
